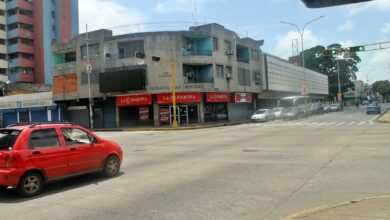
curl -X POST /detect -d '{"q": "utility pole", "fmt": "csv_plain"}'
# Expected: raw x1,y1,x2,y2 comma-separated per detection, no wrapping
281,16,324,109
171,58,178,128
86,24,94,129
337,58,341,103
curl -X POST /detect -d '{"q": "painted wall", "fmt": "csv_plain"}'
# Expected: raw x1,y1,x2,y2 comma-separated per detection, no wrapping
33,1,45,84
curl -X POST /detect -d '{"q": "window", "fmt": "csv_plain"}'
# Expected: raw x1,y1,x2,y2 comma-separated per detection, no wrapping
225,66,232,78
216,64,224,77
29,129,60,149
251,49,260,60
238,68,251,86
253,71,261,82
61,128,93,145
81,44,99,60
0,130,20,151
117,40,144,59
213,37,218,51
224,40,231,52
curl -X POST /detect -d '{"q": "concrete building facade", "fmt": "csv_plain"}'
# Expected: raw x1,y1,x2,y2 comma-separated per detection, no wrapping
7,0,79,84
51,23,328,128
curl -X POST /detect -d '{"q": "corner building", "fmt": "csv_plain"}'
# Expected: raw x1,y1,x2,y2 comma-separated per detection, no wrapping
52,24,265,128
7,0,78,84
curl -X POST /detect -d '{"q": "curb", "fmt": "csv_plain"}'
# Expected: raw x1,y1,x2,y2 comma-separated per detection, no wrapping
283,195,390,219
376,106,390,123
93,120,251,132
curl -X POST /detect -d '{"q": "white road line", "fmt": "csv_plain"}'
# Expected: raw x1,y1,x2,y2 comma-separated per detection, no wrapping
337,122,346,125
327,122,337,126
347,122,356,125
369,122,375,125
358,122,366,125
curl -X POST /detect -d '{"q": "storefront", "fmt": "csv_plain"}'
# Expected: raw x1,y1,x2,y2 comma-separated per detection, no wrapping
116,94,153,127
229,92,254,121
204,92,229,122
157,92,201,125
0,93,61,127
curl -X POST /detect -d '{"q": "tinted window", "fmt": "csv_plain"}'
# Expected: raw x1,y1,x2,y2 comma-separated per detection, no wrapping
29,129,60,148
0,129,20,150
61,128,92,145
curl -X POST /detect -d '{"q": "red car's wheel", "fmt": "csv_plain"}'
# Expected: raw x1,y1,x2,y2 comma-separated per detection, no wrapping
17,171,44,197
103,155,120,177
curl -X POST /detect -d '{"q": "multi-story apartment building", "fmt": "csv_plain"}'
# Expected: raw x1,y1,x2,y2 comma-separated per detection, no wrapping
7,0,78,84
51,23,328,128
0,0,7,83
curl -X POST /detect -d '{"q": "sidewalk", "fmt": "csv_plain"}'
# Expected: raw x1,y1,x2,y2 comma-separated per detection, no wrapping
284,195,390,219
377,106,390,123
93,120,250,132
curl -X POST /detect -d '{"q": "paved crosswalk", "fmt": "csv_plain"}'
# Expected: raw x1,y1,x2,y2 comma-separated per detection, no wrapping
244,121,376,127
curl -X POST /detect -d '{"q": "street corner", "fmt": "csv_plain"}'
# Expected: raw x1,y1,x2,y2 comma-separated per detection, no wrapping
283,195,390,220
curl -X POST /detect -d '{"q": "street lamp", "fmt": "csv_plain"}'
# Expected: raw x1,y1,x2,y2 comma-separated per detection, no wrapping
281,16,324,106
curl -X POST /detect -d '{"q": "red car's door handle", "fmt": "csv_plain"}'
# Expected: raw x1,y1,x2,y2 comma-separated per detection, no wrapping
32,151,40,155
70,148,77,151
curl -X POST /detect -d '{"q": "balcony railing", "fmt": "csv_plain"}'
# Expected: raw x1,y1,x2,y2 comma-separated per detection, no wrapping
182,49,212,56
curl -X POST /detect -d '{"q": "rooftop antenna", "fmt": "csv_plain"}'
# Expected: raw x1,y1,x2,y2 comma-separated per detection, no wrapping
193,0,198,25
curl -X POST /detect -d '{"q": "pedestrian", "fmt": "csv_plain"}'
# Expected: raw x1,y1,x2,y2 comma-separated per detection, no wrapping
355,102,359,109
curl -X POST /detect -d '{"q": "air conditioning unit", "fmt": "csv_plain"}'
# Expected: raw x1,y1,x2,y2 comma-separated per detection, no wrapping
226,73,232,79
186,72,194,78
227,49,234,55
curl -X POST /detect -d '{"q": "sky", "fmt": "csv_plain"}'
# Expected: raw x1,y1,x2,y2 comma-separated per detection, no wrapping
79,0,390,84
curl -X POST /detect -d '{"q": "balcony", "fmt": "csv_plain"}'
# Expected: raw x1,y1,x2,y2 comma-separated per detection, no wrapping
0,30,6,39
53,62,77,75
0,59,7,69
9,58,34,68
0,45,6,53
8,42,34,54
7,28,33,39
105,54,142,69
10,72,35,83
7,14,33,25
7,0,33,11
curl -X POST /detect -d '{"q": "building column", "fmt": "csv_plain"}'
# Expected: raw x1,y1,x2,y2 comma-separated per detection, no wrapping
199,94,205,123
115,105,120,128
227,102,233,122
153,103,159,126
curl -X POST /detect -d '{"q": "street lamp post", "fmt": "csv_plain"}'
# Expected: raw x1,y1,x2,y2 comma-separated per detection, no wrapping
281,16,324,107
86,24,94,129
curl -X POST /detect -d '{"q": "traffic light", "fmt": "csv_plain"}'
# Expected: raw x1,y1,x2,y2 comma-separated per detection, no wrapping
348,46,365,52
134,51,145,59
323,49,338,56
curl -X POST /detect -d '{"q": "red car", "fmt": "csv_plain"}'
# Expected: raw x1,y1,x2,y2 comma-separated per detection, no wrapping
0,122,123,197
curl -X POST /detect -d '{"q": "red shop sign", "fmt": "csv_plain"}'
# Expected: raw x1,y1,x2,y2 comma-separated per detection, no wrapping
157,92,201,104
234,93,252,103
116,94,152,106
206,92,231,102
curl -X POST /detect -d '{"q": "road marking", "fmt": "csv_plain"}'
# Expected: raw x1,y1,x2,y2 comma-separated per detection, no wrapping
358,122,366,125
337,122,346,125
347,122,356,125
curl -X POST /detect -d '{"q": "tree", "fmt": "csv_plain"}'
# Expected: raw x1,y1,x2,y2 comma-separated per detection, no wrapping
372,80,390,100
303,44,361,100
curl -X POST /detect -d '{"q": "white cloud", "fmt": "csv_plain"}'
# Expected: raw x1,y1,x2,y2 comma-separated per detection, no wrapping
273,30,320,59
338,20,354,31
356,51,390,82
79,0,146,34
349,0,390,16
381,23,390,34
339,40,355,47
154,0,225,13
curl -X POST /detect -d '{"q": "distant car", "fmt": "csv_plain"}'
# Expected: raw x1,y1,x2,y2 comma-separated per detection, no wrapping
282,107,304,120
0,122,123,197
272,107,285,119
362,100,369,105
251,109,275,122
310,102,324,115
323,104,331,112
366,105,381,114
330,103,342,112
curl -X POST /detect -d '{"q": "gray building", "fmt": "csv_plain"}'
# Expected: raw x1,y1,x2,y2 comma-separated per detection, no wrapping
52,23,265,128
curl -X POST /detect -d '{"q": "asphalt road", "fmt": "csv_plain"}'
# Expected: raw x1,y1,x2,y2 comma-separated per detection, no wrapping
1,105,390,219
